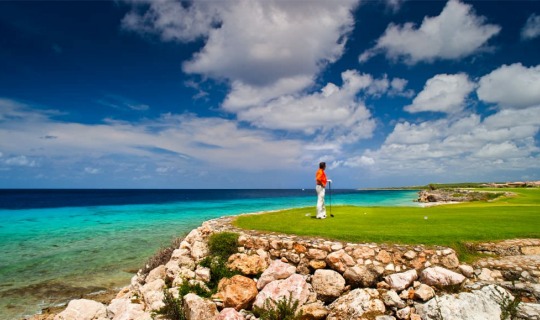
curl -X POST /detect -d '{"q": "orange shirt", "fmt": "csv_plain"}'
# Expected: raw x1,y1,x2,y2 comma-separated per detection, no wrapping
316,168,327,187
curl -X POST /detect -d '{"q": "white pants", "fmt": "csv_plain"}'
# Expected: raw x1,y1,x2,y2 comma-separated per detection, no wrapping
316,185,326,218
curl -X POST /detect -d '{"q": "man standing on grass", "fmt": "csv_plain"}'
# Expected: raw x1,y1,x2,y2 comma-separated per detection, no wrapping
315,162,331,219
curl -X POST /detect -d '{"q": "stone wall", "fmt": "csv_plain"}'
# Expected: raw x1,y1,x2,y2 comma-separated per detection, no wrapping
39,215,540,320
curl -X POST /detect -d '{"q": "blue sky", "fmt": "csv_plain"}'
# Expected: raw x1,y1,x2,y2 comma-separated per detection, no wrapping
1,0,539,189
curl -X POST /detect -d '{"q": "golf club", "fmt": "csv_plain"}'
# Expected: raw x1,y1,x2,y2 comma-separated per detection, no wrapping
329,180,334,217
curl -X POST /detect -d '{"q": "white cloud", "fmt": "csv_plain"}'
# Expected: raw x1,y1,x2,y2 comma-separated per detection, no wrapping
477,63,540,109
340,155,375,168
360,0,500,64
122,0,220,42
404,73,475,114
181,0,358,86
84,167,101,174
123,0,360,111
521,13,540,40
0,99,305,174
233,70,388,144
384,0,406,13
223,75,313,112
339,105,540,178
5,155,37,167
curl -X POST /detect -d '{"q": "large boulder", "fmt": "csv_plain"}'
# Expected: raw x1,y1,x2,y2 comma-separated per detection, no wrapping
327,288,385,320
257,260,296,290
414,284,435,302
518,302,540,320
253,274,313,310
183,293,219,320
228,253,268,275
190,241,209,261
140,279,165,311
216,308,245,320
145,265,166,283
311,269,346,302
420,266,465,287
343,265,379,288
216,275,258,311
325,250,355,273
384,269,418,291
107,298,150,320
415,285,512,320
54,299,107,320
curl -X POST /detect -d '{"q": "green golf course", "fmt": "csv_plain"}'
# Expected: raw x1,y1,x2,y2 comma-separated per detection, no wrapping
234,188,540,256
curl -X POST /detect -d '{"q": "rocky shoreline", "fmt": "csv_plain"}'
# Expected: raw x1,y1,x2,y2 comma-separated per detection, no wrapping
28,214,540,320
416,189,512,204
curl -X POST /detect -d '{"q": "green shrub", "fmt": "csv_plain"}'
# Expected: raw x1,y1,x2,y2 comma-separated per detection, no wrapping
208,232,239,259
253,293,303,320
152,289,185,320
199,256,240,291
177,279,212,298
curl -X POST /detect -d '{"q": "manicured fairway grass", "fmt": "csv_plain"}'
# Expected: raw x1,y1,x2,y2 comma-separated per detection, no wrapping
233,188,540,247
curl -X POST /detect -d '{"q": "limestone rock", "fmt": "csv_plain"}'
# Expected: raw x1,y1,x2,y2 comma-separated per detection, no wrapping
458,264,474,278
145,265,166,284
309,260,326,270
413,284,435,302
307,248,328,260
299,301,329,320
518,302,540,320
381,290,406,309
376,250,392,264
396,306,411,319
521,246,540,255
228,253,268,275
311,269,346,302
183,293,219,320
376,316,396,320
54,299,107,320
107,298,150,320
343,265,379,288
257,259,296,290
440,253,459,269
351,246,376,260
327,288,385,320
385,269,418,291
184,229,203,244
172,268,196,286
195,266,211,283
217,275,258,311
325,249,355,273
415,285,512,320
216,307,245,320
190,241,209,261
403,250,417,260
420,266,465,287
140,279,165,311
253,274,312,310
165,260,182,280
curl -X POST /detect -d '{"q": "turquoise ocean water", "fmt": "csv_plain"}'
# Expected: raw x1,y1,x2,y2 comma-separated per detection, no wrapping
0,189,419,319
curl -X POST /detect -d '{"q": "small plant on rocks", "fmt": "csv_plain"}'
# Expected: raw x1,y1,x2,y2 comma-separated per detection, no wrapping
199,255,240,291
177,279,212,298
152,288,185,320
208,232,240,259
491,286,521,320
253,292,303,320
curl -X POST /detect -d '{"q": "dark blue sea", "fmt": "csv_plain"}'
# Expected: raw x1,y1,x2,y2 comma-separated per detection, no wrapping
0,189,419,319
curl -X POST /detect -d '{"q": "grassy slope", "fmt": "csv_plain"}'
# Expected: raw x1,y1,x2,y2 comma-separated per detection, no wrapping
233,188,540,247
